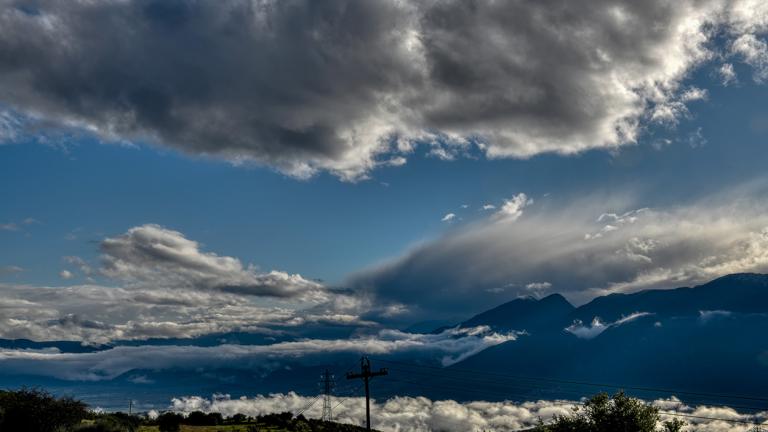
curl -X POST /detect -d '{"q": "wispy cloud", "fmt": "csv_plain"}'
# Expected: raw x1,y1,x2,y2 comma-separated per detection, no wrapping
0,326,516,380
351,184,768,318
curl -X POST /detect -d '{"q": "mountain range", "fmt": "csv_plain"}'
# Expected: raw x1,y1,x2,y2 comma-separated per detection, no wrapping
3,273,768,410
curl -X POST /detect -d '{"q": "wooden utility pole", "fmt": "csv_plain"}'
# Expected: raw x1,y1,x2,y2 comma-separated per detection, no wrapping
346,356,388,431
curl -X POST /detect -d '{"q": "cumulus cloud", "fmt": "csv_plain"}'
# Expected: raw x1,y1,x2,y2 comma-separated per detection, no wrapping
168,393,764,432
100,224,323,299
441,213,456,222
0,224,365,343
493,194,532,222
350,186,768,318
0,326,516,380
2,1,768,178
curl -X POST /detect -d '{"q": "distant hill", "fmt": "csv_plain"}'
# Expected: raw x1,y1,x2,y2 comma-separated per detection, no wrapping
437,273,768,404
459,293,574,333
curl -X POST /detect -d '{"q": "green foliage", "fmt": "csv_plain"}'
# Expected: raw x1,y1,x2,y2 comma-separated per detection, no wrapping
537,391,686,432
75,412,141,432
0,387,87,432
185,410,223,426
155,412,183,432
662,418,686,432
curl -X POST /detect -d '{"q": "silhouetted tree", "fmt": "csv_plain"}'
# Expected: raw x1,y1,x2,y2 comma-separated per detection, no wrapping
156,412,183,432
537,391,686,432
0,387,86,432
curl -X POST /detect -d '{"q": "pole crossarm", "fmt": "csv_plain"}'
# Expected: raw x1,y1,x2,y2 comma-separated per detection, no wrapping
346,356,389,431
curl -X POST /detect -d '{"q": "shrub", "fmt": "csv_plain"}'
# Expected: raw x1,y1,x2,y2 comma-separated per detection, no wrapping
0,387,87,432
156,412,183,432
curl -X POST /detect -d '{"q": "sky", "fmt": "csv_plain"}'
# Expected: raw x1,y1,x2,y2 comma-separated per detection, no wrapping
4,0,768,388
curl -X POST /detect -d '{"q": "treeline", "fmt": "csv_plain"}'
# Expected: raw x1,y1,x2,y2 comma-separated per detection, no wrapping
0,388,371,432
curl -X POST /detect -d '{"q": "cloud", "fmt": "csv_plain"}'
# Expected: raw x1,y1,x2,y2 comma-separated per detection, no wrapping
493,194,533,223
2,1,768,178
0,223,394,343
698,310,733,323
719,63,739,86
0,223,18,231
565,312,652,339
441,213,456,222
525,282,552,292
0,326,516,381
0,265,22,276
481,204,496,211
100,224,323,299
168,393,763,432
350,186,768,318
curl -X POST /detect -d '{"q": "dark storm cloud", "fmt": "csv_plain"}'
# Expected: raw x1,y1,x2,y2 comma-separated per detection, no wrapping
2,0,766,178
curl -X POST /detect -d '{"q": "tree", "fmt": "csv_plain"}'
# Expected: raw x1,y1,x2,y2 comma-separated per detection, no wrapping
537,392,686,432
0,387,87,432
156,412,183,432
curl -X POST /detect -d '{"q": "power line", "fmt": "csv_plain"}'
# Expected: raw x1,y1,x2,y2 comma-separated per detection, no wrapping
380,364,768,413
371,357,768,405
382,376,764,428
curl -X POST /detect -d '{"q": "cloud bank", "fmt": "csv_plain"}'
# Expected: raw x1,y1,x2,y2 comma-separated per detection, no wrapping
100,224,324,299
2,0,768,178
352,188,768,317
168,393,765,432
0,326,516,381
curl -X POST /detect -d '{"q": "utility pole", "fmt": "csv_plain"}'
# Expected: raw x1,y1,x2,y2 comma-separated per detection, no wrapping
128,399,133,415
320,369,335,422
346,356,388,431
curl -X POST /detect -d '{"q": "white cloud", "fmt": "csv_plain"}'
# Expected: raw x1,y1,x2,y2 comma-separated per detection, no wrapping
441,213,457,222
565,312,652,339
167,393,765,432
58,270,73,280
0,326,516,380
100,224,324,299
481,204,496,211
719,63,738,85
525,282,552,292
493,194,532,222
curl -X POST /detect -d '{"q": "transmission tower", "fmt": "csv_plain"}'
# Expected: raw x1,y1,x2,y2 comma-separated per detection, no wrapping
320,369,335,422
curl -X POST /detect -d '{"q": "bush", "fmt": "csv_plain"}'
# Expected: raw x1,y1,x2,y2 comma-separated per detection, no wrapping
156,412,183,432
185,410,223,426
537,391,686,432
0,387,87,432
75,413,141,432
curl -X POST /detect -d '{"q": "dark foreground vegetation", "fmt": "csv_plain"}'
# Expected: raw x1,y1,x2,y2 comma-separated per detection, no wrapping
534,392,685,432
0,387,685,432
0,388,371,432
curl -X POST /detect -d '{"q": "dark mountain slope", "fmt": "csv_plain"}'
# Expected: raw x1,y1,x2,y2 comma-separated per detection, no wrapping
459,293,575,333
